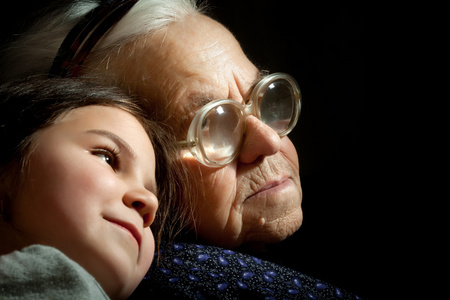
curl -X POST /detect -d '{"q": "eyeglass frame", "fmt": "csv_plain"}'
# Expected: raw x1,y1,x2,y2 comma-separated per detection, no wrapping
177,72,301,167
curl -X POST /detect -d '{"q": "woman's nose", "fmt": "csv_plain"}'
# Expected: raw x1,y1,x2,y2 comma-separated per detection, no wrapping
123,187,158,228
238,115,281,164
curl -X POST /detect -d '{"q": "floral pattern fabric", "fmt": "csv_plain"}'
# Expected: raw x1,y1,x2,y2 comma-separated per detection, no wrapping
130,242,360,299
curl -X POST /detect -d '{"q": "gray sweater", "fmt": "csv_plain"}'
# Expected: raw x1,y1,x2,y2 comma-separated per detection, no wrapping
0,244,109,299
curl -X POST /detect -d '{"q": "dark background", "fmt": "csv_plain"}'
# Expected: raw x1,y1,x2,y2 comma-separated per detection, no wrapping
1,1,384,299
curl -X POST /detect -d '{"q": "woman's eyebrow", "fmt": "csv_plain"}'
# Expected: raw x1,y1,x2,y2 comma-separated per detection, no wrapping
183,70,266,114
85,129,137,159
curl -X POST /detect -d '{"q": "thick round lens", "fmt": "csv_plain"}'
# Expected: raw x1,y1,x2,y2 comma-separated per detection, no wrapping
200,104,244,163
260,79,295,133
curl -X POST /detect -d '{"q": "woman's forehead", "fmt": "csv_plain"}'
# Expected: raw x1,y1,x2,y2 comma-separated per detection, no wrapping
101,14,260,126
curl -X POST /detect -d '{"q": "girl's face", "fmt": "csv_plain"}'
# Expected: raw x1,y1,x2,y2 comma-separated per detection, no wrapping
9,105,157,299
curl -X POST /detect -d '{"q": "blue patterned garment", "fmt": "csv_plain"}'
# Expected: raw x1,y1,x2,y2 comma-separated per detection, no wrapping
130,242,360,299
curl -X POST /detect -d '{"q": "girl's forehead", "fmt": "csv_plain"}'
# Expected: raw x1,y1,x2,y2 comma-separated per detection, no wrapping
53,106,154,156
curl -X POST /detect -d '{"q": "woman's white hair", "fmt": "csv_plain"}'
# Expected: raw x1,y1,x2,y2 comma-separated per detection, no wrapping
0,0,200,82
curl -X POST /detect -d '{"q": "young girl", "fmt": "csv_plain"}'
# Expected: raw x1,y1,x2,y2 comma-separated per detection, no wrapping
0,77,178,299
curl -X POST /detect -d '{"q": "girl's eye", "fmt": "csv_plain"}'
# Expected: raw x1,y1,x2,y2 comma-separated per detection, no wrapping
92,149,117,168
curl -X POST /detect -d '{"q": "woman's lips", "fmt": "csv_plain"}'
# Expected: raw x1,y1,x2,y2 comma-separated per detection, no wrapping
245,177,291,201
106,218,142,249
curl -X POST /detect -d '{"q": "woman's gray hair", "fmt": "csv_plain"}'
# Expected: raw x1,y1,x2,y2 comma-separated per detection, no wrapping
0,0,200,82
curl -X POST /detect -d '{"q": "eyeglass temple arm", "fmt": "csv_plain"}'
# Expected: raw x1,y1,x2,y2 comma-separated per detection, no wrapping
176,140,196,149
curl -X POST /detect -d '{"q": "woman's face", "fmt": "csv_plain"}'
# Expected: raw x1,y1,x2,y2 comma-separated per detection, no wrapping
90,14,303,249
9,105,157,299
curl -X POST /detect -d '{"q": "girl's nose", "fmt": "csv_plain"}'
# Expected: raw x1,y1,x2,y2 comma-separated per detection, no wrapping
123,188,158,227
238,115,281,164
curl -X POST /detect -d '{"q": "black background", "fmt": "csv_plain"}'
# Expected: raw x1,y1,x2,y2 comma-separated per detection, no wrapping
1,1,383,299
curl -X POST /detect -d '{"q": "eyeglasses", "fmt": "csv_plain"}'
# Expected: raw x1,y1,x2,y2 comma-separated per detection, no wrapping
178,72,301,167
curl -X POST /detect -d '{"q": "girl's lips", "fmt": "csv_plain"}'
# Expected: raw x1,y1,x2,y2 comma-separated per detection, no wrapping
106,218,142,249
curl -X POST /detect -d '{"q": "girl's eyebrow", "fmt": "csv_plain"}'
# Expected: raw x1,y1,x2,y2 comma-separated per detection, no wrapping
85,129,137,160
85,129,158,194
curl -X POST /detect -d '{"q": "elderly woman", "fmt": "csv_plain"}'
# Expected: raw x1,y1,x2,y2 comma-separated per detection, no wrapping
0,0,303,250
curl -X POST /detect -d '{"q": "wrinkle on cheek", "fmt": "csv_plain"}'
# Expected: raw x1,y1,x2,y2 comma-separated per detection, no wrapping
209,169,237,207
247,166,266,195
280,138,300,167
250,162,282,186
192,164,239,219
285,153,299,172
